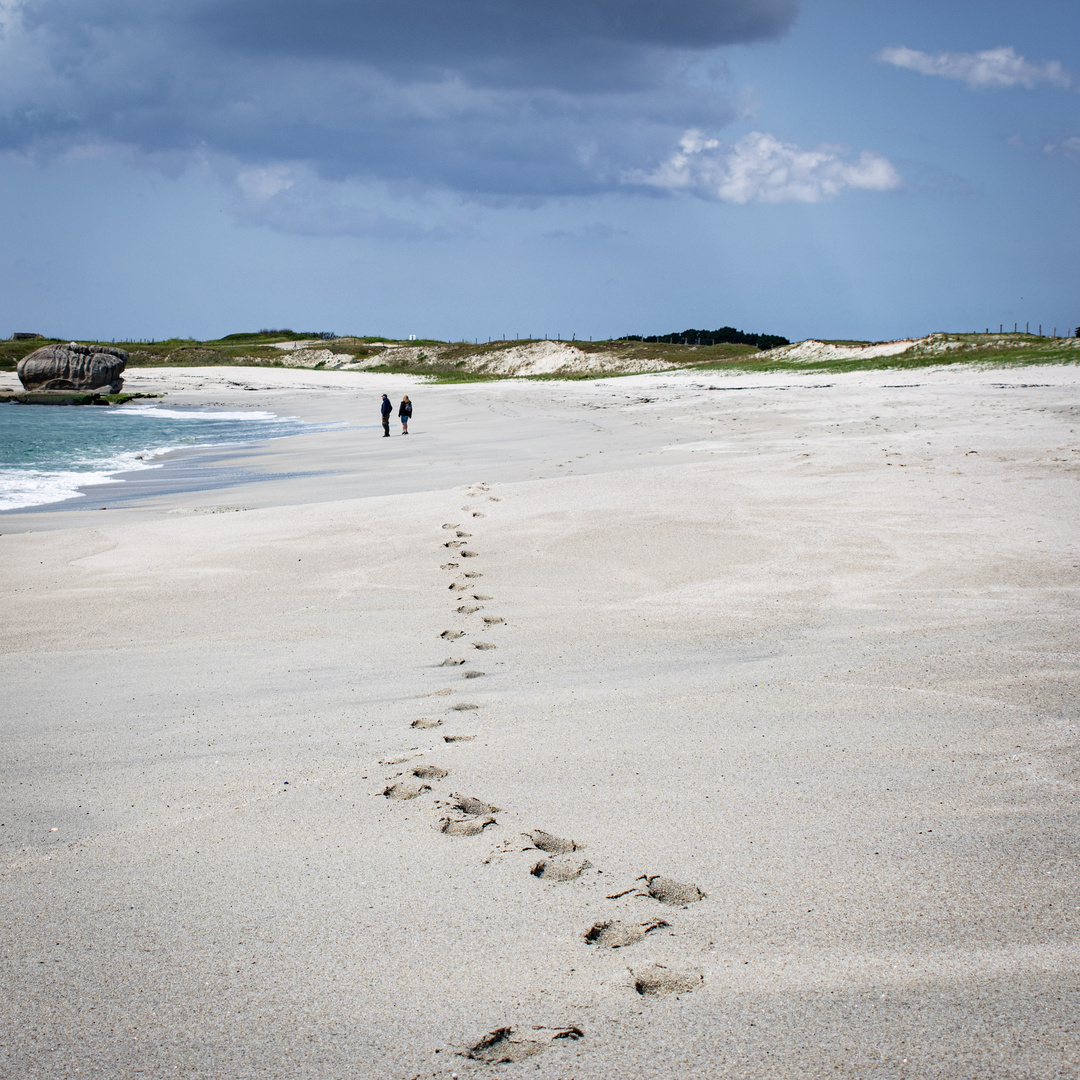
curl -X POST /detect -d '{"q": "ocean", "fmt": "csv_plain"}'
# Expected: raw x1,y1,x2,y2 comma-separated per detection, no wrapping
0,402,343,511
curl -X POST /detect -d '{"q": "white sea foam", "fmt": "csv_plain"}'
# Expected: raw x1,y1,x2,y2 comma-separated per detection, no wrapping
0,456,163,511
108,407,285,421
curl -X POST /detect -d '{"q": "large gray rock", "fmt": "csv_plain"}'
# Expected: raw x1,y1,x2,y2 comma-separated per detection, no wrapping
17,343,127,393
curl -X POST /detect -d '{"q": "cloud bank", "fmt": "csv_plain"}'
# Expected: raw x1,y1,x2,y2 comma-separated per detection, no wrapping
629,130,901,203
878,46,1072,91
0,0,798,201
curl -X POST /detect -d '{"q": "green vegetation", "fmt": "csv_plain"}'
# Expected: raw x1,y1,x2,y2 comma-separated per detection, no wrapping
3,330,1077,381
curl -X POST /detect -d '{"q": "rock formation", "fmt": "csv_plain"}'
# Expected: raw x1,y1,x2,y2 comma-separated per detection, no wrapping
17,343,127,393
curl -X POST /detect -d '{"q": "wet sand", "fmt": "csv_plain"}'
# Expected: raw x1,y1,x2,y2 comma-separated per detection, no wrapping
1,364,1078,1078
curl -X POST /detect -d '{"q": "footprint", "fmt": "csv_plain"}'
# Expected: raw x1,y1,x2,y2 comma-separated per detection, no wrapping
455,531,472,538
453,795,501,815
451,702,479,711
473,642,496,650
412,765,449,780
443,734,475,743
465,1027,581,1064
631,965,702,996
444,541,466,549
441,523,460,530
463,572,483,579
449,582,468,591
471,512,485,518
583,920,668,949
530,855,592,881
411,717,443,729
523,829,581,854
440,562,459,570
471,594,492,600
461,670,485,679
382,782,431,800
438,658,465,667
439,815,497,836
645,876,706,905
457,604,482,614
440,630,465,640
461,550,479,558
488,496,501,501
482,616,504,625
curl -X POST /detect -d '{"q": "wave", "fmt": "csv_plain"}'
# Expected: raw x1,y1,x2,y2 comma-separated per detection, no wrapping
0,452,163,511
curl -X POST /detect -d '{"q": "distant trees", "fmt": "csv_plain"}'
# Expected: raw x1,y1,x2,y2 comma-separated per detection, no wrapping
619,326,789,350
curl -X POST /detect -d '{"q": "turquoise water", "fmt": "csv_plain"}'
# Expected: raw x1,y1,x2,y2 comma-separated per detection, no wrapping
0,403,342,510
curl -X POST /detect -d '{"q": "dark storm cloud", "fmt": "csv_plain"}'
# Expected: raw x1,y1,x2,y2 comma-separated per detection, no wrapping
0,0,799,201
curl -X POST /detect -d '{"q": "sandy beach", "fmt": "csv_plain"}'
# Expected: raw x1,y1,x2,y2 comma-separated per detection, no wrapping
1,363,1078,1078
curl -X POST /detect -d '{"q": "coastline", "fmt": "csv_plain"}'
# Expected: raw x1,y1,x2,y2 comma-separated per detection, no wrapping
1,362,1078,1077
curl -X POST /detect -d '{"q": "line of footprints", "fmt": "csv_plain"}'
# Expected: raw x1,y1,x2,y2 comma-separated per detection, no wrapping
379,482,707,1069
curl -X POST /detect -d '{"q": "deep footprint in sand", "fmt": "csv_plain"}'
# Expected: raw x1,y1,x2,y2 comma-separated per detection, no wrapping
462,670,484,679
453,795,501,815
473,642,496,650
382,782,431,800
455,531,471,538
449,582,468,591
440,562,459,570
645,876,706,905
631,965,703,996
457,604,482,614
441,524,459,530
444,541,466,549
471,594,493,601
411,717,443,729
584,919,668,949
451,702,479,711
530,855,592,881
463,572,482,579
412,765,448,780
471,511,485,518
440,630,465,640
465,1027,582,1064
439,815,496,836
483,616,504,625
461,550,479,558
438,658,465,667
443,734,475,743
523,829,581,854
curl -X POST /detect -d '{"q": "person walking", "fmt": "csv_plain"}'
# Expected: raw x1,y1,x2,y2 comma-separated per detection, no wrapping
380,393,392,437
398,395,413,434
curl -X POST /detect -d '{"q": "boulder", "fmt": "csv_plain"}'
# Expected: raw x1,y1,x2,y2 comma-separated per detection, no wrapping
17,343,127,393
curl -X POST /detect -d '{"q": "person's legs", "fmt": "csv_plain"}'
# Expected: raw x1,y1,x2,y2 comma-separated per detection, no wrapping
382,416,390,436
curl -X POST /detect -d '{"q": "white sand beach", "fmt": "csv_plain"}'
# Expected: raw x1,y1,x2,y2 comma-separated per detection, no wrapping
1,363,1078,1078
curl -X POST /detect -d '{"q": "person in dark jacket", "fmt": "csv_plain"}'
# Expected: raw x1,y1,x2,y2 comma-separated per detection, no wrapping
380,394,392,437
398,395,413,435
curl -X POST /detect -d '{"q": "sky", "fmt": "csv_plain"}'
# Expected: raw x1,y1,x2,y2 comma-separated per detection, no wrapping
0,0,1076,343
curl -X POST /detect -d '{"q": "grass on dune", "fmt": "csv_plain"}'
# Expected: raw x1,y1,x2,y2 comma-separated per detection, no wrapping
2,331,1077,380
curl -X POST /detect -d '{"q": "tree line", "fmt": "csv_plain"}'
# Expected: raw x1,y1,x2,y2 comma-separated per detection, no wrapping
620,326,789,350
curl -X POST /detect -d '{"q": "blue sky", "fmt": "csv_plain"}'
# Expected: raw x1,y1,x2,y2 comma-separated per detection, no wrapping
0,0,1076,342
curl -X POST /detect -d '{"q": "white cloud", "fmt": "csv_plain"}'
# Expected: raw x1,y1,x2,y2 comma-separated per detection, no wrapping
878,45,1072,90
628,130,901,204
1044,137,1080,158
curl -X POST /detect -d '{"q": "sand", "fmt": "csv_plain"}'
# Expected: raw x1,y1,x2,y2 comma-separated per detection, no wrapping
1,363,1078,1078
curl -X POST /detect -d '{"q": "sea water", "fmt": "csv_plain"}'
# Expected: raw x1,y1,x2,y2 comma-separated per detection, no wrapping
0,403,342,511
